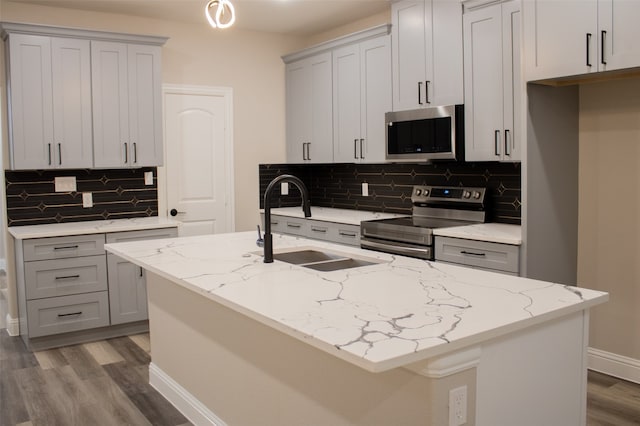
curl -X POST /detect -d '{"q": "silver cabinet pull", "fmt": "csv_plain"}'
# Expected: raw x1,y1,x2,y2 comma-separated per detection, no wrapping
504,129,511,156
339,231,357,238
287,223,302,229
360,139,365,159
460,250,486,257
354,139,358,159
124,143,128,163
311,227,327,233
494,130,501,156
58,143,62,165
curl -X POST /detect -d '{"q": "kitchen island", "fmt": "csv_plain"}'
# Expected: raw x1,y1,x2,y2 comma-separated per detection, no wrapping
106,231,607,426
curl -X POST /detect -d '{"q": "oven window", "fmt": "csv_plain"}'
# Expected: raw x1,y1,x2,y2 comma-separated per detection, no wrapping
388,116,452,155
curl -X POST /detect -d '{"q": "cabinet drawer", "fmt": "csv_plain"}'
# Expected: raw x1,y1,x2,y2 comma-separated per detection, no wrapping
23,234,105,261
268,215,308,237
25,255,107,300
435,236,519,274
106,227,178,243
329,224,361,247
26,291,110,338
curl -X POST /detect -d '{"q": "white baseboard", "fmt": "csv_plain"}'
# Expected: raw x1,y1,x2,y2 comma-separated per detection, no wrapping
149,362,227,426
588,347,640,384
5,314,19,336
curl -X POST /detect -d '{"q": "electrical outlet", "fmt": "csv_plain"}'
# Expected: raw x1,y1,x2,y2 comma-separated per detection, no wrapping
82,192,93,208
449,385,467,426
144,171,154,185
54,176,77,192
362,182,369,197
281,182,289,195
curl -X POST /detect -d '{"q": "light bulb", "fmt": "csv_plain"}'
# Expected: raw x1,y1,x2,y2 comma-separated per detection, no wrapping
205,0,235,29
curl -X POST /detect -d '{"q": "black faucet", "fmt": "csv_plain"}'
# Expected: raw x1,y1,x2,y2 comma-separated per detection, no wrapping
263,174,311,263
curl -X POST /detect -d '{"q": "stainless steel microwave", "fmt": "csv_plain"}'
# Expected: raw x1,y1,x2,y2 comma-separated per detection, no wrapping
385,105,464,162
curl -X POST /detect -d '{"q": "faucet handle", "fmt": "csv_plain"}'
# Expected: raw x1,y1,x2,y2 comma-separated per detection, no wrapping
256,225,264,247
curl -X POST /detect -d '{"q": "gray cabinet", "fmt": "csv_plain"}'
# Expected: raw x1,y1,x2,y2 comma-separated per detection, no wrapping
14,225,177,349
263,213,361,247
4,33,93,169
106,228,178,325
435,236,520,275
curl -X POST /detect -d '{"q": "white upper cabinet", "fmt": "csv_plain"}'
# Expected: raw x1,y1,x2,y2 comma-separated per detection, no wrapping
392,0,464,111
285,52,333,163
92,42,163,168
464,0,522,162
524,0,640,81
6,34,92,169
333,35,391,163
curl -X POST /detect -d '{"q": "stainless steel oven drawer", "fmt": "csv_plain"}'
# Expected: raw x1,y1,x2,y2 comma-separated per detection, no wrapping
26,291,110,338
25,255,108,300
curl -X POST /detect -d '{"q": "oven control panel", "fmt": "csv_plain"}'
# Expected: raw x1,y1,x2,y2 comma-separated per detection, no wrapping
412,186,486,204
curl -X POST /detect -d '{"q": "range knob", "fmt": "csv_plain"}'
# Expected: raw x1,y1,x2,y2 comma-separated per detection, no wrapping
424,189,429,196
472,191,481,199
415,189,422,196
462,191,471,199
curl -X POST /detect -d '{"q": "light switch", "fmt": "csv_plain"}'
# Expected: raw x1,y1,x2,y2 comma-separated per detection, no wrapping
362,182,369,197
281,182,289,195
54,176,77,192
144,171,154,185
82,192,93,208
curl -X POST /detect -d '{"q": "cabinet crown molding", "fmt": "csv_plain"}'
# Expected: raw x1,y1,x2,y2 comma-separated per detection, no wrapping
463,0,514,12
0,21,168,45
282,24,390,64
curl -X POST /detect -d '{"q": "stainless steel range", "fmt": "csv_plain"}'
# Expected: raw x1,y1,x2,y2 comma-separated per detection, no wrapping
360,185,487,260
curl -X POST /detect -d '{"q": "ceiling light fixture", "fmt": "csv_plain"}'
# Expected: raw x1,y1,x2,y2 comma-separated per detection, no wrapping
205,0,236,29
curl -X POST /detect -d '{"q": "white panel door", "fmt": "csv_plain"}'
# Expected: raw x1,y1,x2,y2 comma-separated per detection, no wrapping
332,44,361,163
51,37,93,168
8,34,53,169
598,0,640,71
165,88,232,236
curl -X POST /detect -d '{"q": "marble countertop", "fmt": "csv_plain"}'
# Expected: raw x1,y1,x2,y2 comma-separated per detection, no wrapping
263,207,408,225
8,217,180,239
433,223,522,245
105,231,607,373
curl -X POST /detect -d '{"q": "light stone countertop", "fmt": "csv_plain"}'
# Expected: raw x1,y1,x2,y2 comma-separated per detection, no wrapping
8,217,180,240
433,223,522,245
262,207,408,225
105,231,607,373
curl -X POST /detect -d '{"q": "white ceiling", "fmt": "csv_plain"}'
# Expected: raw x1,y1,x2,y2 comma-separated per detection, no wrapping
8,0,391,36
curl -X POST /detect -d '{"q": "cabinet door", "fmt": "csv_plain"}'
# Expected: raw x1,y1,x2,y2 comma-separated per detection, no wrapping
91,41,129,168
360,36,391,163
524,0,598,81
463,4,504,161
51,38,93,168
333,44,361,163
502,1,522,162
392,0,429,111
431,0,464,106
107,254,148,325
128,44,163,167
598,0,640,71
286,59,310,163
7,34,53,170
308,52,333,163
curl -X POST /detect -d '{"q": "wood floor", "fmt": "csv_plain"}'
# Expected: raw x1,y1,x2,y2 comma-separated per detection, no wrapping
3,330,640,426
0,331,191,426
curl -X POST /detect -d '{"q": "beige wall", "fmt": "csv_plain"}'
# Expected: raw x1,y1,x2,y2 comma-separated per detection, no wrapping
302,9,391,48
578,76,640,358
0,0,307,233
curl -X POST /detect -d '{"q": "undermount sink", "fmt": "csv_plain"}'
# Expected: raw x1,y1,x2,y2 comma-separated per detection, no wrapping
257,247,384,272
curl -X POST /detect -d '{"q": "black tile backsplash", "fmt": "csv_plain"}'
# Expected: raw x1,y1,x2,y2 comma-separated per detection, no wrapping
5,168,158,226
260,162,521,224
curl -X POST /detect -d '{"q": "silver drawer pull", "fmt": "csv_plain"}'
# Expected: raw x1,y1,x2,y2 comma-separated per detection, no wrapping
287,223,301,229
311,228,327,233
339,231,357,238
55,275,80,280
54,245,79,250
58,311,82,318
270,221,279,226
460,250,486,257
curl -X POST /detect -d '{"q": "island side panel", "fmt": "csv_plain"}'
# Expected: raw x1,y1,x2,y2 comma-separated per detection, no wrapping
475,310,588,426
146,272,446,425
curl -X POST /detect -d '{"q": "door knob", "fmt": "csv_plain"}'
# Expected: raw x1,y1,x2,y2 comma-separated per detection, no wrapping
170,209,186,216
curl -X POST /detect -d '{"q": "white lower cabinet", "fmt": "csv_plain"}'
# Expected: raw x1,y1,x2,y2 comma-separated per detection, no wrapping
14,225,177,348
435,236,520,275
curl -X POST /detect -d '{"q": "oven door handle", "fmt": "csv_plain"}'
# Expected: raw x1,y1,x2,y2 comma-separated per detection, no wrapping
361,239,431,258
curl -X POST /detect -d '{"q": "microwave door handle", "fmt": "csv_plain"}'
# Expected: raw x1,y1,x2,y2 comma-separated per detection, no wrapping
418,82,423,105
495,130,501,156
